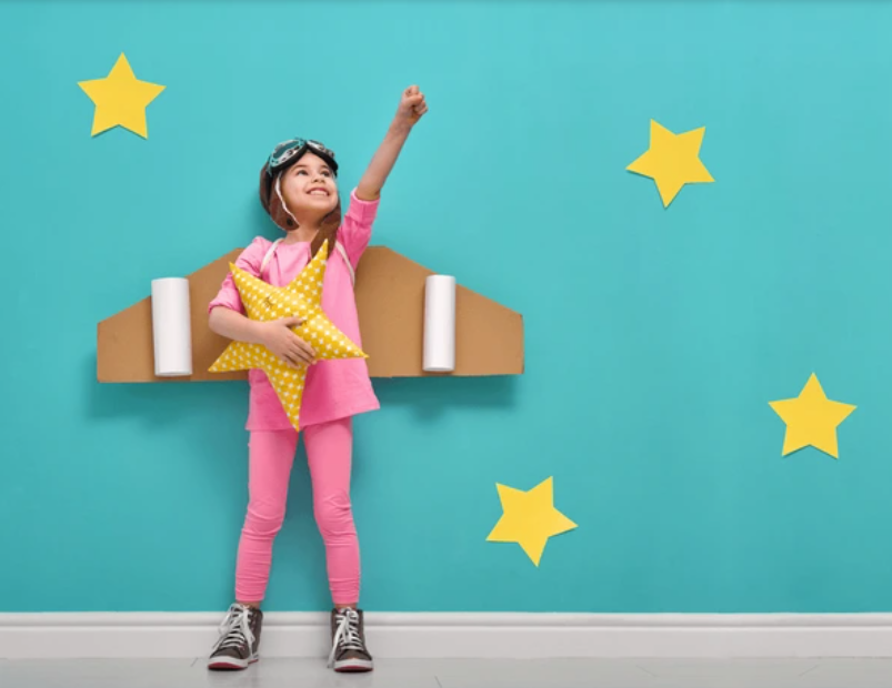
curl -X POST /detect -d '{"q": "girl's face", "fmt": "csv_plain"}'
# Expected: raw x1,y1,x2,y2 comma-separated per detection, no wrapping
279,152,339,221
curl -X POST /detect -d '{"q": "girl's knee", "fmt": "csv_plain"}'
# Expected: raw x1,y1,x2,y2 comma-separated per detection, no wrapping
314,490,355,539
243,499,287,538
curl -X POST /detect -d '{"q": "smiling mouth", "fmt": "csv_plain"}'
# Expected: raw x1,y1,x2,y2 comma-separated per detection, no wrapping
308,188,329,196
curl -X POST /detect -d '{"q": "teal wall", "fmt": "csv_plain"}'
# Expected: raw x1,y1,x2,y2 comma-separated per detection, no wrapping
2,0,892,613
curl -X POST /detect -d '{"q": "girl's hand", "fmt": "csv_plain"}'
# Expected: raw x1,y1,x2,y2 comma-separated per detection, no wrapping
395,85,428,129
257,317,316,368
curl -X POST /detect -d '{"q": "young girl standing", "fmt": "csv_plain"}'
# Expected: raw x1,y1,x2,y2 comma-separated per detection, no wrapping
205,86,428,673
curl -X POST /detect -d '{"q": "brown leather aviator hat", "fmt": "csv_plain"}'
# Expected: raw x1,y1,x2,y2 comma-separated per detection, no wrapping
259,138,342,257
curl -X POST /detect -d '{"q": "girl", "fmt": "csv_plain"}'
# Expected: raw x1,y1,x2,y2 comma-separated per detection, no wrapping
205,85,428,673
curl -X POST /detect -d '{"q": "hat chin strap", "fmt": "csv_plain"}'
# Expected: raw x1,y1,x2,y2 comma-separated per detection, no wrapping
275,173,300,229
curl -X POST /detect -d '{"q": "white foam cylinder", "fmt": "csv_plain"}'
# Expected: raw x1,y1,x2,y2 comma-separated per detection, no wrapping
151,277,193,377
423,274,456,373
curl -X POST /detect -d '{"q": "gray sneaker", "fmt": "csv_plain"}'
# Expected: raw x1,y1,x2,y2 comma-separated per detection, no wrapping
208,603,263,670
328,608,373,672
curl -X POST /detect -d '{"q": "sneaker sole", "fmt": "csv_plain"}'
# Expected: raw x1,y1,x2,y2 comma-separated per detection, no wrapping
207,655,259,671
333,658,374,672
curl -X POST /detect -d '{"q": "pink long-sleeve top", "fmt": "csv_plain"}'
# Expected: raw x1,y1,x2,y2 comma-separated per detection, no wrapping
208,188,381,431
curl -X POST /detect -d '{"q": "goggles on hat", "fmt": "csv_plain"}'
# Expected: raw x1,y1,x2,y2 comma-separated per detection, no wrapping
267,138,338,176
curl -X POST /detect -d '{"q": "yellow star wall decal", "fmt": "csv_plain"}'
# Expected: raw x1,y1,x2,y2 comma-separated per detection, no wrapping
78,53,165,138
209,241,366,432
627,119,714,207
769,374,856,459
487,477,577,566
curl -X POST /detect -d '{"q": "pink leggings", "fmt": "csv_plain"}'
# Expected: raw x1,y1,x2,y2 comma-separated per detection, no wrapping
235,417,360,605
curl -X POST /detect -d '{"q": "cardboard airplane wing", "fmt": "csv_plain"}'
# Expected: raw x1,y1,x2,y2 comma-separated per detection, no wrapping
97,246,524,382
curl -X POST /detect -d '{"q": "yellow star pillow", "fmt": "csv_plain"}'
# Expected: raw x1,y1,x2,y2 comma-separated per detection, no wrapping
209,240,366,431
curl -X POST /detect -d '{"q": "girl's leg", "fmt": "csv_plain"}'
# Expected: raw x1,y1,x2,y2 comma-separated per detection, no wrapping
305,417,372,673
303,417,360,607
234,429,299,604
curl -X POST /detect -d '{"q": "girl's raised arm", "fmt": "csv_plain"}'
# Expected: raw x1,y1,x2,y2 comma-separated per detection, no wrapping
356,85,428,202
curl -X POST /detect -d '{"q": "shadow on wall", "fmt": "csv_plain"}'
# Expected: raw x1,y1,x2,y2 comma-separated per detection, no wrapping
85,351,254,507
371,375,520,422
89,349,521,427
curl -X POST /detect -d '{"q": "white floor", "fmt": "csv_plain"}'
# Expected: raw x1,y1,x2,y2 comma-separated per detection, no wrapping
3,658,892,688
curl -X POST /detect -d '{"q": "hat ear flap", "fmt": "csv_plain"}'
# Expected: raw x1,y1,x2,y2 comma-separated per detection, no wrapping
259,167,296,231
274,173,299,228
259,162,273,213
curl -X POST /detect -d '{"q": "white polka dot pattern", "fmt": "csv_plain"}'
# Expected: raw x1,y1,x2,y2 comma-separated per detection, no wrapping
209,240,367,431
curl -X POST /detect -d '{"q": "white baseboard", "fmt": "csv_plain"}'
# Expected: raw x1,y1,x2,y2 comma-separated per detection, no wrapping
3,612,892,660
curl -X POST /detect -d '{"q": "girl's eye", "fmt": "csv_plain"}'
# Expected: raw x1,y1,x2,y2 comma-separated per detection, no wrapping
296,170,307,176
322,171,331,177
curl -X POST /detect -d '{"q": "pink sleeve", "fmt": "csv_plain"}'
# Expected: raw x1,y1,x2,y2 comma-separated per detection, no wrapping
337,188,380,268
207,237,269,315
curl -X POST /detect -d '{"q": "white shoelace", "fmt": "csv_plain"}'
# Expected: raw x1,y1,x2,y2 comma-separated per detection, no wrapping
328,608,365,668
212,603,255,653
